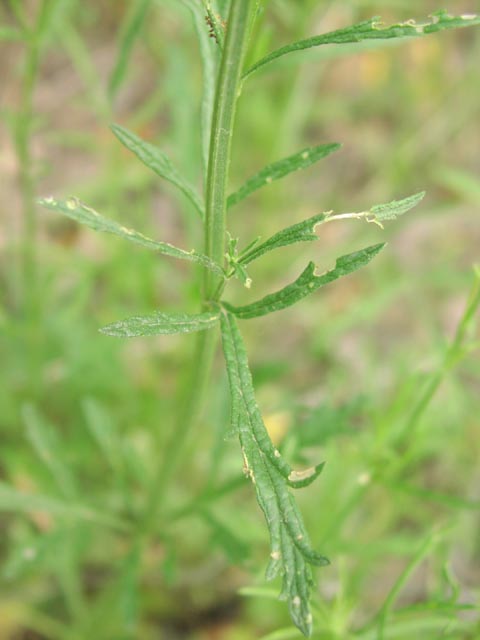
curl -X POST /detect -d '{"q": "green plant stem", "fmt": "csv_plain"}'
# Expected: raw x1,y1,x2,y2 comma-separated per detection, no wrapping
139,0,254,537
204,0,254,301
374,526,447,640
140,328,217,535
396,269,480,449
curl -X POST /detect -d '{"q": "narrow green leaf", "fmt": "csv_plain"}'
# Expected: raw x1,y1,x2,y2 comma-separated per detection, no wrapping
220,312,328,637
110,123,205,218
369,191,425,222
82,398,122,474
239,212,329,266
100,311,220,338
108,0,152,100
227,143,340,208
202,509,250,563
0,482,129,531
22,405,77,499
225,244,385,319
38,196,223,275
244,11,480,78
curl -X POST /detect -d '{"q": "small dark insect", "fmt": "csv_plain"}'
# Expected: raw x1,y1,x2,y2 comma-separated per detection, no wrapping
205,12,226,45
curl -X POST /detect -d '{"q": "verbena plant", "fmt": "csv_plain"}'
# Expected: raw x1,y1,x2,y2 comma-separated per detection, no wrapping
39,4,480,636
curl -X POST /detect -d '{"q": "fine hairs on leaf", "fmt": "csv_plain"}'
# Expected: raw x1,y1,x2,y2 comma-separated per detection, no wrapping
41,2,480,636
100,311,220,338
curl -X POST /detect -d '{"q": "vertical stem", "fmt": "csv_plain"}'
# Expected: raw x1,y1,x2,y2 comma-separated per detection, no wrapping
140,0,253,535
204,0,254,301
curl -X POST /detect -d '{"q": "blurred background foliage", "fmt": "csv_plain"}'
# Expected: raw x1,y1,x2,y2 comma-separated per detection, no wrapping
0,0,479,638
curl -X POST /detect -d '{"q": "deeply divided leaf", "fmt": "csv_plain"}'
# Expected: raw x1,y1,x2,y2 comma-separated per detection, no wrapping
100,311,220,338
110,123,205,218
220,312,328,637
38,196,223,275
227,143,341,208
225,244,385,319
244,11,480,78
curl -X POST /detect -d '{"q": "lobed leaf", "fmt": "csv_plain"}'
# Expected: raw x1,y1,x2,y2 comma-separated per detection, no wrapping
220,312,328,637
239,212,329,266
108,0,152,100
100,311,220,338
225,244,385,319
244,11,480,78
38,196,223,275
110,123,205,218
369,191,425,222
227,143,341,208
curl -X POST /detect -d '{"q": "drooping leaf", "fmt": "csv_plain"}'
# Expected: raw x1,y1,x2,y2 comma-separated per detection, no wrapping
369,191,425,222
108,0,152,100
224,244,385,319
220,312,328,637
38,197,223,275
227,143,340,208
244,11,480,78
110,123,205,218
239,212,329,266
100,311,220,338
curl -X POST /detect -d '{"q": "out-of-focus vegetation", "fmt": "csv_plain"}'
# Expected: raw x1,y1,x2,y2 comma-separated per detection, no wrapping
1,1,479,638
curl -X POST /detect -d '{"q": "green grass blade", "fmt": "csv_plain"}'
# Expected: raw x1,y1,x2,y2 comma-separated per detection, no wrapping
108,0,152,101
0,482,129,531
38,196,223,275
110,123,205,218
100,311,220,337
244,12,480,78
82,398,123,475
227,143,341,208
239,212,329,266
224,243,385,319
22,404,77,499
220,312,328,637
